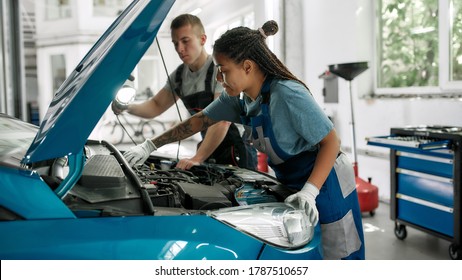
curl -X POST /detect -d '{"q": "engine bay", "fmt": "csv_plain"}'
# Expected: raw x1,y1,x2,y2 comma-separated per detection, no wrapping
54,140,294,217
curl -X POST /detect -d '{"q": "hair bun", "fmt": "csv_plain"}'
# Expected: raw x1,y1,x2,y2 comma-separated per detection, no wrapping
261,20,278,37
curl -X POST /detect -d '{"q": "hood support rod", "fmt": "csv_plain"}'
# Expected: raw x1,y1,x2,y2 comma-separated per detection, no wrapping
54,149,85,198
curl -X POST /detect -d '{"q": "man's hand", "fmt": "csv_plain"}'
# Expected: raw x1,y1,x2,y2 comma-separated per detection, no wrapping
123,139,157,166
285,182,320,225
175,158,201,170
111,101,127,115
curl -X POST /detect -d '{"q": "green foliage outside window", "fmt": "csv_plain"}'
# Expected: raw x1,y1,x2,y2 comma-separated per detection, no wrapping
379,0,462,88
451,0,462,81
378,0,439,88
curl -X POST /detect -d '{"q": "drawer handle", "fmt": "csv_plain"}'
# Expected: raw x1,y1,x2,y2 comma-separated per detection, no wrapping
396,168,453,184
396,151,453,164
396,193,453,213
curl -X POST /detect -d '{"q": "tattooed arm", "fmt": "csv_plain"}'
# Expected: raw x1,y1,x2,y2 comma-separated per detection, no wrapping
152,112,218,148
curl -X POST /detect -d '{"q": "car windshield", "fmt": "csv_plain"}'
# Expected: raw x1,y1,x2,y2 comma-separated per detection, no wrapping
0,115,37,165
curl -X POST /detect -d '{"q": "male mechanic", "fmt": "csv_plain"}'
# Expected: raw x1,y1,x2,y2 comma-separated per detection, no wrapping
112,14,256,170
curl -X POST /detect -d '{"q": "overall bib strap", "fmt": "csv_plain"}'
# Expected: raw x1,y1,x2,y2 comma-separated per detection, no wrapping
174,64,184,97
248,78,291,164
176,63,215,116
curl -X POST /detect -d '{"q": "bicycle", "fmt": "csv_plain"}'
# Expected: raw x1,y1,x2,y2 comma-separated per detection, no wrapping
98,112,169,145
97,86,175,144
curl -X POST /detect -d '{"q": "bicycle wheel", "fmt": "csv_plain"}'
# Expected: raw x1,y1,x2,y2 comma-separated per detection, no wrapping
141,121,157,139
100,122,124,144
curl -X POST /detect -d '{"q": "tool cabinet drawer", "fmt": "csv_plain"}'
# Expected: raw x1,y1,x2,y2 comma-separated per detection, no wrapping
397,168,453,207
396,151,453,178
367,135,451,151
397,197,453,237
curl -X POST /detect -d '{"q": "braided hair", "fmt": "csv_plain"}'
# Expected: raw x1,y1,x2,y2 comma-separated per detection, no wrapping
213,20,308,89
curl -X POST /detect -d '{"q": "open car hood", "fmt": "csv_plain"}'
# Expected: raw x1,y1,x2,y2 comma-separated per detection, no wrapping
22,0,175,164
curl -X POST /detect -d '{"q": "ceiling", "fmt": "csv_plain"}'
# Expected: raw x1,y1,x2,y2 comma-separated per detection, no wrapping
163,0,215,27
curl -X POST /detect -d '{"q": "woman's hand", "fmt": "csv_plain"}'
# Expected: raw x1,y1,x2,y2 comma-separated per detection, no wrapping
285,182,320,225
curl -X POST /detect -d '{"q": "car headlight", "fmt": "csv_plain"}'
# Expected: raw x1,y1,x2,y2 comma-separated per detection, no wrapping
209,202,314,249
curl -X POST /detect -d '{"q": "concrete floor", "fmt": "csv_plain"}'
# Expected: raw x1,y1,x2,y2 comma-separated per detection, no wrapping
362,201,452,260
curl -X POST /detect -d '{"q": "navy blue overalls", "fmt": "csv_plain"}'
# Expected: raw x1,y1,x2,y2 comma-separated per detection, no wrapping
240,78,365,259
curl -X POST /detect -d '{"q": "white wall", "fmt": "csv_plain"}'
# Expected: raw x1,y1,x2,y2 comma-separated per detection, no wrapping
34,0,129,119
303,0,462,201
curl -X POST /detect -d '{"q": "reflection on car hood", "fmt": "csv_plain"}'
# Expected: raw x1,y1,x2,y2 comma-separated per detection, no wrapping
22,0,175,164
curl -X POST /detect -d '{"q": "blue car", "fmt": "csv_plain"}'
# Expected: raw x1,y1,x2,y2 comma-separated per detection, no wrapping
0,0,322,260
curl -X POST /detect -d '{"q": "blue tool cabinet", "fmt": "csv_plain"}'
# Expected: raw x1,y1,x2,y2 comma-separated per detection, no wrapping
367,126,462,260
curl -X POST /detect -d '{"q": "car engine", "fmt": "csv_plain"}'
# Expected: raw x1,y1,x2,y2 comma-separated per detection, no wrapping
57,140,294,217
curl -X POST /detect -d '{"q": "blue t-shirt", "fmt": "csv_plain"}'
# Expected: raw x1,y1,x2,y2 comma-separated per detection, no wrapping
203,79,333,156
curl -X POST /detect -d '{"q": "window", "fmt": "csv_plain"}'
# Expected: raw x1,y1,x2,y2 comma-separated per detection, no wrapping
93,0,127,17
51,55,66,93
131,45,163,100
212,12,255,45
45,0,71,20
376,0,462,94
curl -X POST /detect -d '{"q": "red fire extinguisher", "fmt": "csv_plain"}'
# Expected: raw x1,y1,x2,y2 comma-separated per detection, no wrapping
257,152,268,172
